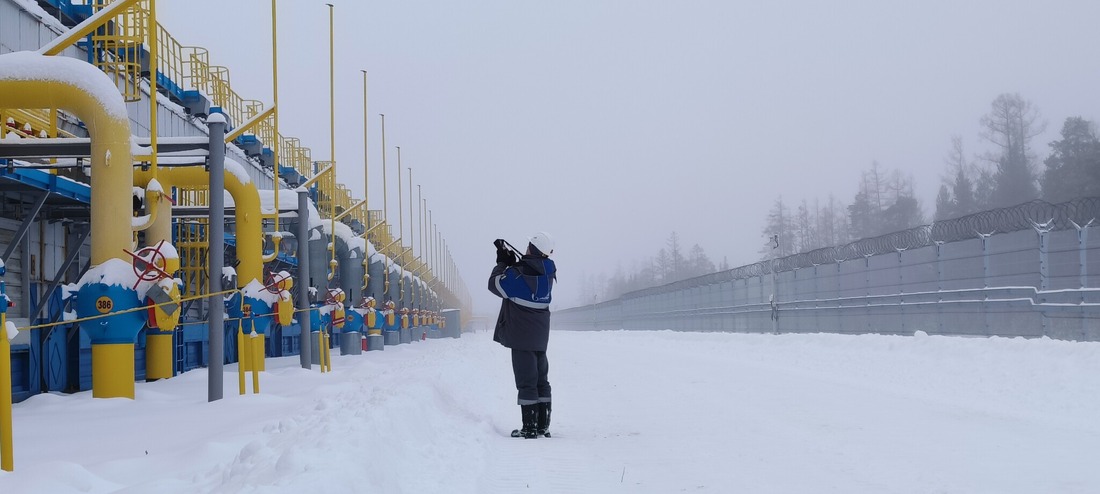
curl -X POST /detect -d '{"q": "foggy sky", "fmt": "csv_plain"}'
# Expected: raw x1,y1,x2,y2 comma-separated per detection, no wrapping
158,0,1100,314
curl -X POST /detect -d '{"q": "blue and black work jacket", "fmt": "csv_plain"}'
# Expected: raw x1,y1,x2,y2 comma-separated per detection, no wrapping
488,254,556,351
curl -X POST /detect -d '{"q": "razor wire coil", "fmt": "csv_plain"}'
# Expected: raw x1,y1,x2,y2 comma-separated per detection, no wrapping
623,197,1100,300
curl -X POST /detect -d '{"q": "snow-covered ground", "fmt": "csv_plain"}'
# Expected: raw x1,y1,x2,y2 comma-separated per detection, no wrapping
2,328,1099,493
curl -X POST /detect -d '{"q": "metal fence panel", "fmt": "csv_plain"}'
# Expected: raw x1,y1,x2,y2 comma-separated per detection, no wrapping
555,199,1100,341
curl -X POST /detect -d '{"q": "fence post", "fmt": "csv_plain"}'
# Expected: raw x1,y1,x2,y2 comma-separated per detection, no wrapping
770,263,779,335
1036,227,1050,292
897,250,905,335
1075,220,1093,339
1076,220,1093,292
864,255,872,334
812,265,819,333
979,232,992,335
935,241,944,334
1034,221,1053,337
831,261,842,334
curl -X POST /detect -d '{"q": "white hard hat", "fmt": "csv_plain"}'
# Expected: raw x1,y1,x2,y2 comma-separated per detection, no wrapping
528,231,555,256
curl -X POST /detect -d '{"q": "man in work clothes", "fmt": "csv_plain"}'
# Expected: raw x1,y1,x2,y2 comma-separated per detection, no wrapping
488,232,557,439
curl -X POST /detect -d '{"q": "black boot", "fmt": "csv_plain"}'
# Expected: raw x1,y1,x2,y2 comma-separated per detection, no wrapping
536,402,551,438
510,404,539,439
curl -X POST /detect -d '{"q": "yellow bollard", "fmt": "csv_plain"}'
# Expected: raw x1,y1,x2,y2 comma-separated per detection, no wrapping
1,312,13,472
250,329,260,394
317,330,326,373
323,331,332,372
237,321,246,395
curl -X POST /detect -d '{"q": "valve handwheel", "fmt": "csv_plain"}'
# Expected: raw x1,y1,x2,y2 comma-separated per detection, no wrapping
264,272,286,294
124,245,171,289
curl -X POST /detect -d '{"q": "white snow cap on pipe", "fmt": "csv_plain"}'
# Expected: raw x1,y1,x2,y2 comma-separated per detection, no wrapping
0,51,128,121
224,157,252,185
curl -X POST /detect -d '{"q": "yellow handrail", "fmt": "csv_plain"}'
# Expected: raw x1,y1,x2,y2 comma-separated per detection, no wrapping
38,0,144,56
224,104,274,143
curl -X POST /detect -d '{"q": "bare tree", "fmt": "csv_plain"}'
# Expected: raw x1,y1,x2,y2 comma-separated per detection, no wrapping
761,197,796,259
980,93,1045,208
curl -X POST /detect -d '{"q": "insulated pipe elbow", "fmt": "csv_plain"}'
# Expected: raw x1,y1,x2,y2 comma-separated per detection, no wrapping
261,236,282,263
0,53,132,265
136,166,263,287
130,187,161,232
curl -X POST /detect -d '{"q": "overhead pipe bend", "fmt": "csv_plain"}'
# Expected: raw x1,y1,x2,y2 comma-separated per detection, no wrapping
135,166,264,287
0,52,133,264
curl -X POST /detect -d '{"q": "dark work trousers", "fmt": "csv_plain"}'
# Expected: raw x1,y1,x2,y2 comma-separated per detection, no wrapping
511,349,551,405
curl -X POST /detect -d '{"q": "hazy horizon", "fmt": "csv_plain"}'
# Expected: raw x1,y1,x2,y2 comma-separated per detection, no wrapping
158,0,1100,313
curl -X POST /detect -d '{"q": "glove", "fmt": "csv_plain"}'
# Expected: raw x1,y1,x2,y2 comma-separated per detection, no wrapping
494,239,506,250
496,248,516,265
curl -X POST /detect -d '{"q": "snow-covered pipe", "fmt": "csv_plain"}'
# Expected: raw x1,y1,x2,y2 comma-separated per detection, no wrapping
0,52,131,265
133,178,176,380
129,179,164,232
0,52,140,399
135,164,264,287
136,164,274,372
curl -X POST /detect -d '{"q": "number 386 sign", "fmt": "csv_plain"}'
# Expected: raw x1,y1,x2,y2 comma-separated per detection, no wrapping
95,296,114,314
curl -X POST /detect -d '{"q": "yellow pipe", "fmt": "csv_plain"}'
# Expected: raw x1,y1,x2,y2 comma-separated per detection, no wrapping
261,241,281,264
48,108,58,174
136,166,263,286
327,4,335,168
148,0,159,174
0,54,136,400
216,108,282,264
141,168,270,373
92,343,136,399
367,71,376,294
0,57,132,265
239,304,266,374
330,174,336,280
272,0,281,240
144,190,173,378
130,186,162,232
396,148,406,303
146,333,173,380
134,182,174,380
143,184,172,242
1,311,12,471
326,4,337,280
